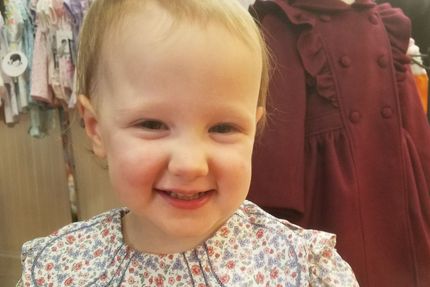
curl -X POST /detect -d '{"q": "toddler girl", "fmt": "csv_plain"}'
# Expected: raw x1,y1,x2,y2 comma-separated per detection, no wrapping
18,0,359,286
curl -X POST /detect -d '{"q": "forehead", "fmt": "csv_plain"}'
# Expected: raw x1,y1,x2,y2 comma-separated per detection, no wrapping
95,2,262,102
98,0,260,68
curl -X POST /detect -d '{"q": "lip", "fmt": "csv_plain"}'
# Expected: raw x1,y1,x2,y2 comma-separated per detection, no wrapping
156,188,214,210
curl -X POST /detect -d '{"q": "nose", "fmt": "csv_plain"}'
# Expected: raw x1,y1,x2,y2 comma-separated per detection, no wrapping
167,140,209,180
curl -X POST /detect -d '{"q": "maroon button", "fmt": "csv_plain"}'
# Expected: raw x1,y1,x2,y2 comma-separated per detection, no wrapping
378,55,388,68
369,14,378,25
320,15,331,22
339,56,352,68
349,111,361,123
381,107,393,118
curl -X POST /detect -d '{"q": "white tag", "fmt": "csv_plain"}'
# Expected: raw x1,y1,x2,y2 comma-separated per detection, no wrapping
1,51,28,77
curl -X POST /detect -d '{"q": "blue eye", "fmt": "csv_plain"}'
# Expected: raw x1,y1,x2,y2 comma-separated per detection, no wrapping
209,123,237,134
137,120,168,130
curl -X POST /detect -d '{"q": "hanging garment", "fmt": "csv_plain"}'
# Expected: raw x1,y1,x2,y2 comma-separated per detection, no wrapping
248,0,430,286
0,0,89,133
238,0,256,8
376,0,430,119
31,25,53,104
0,0,37,125
408,38,428,114
376,0,430,57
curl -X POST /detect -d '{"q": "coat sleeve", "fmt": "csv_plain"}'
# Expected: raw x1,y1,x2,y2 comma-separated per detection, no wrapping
378,3,430,194
248,1,307,213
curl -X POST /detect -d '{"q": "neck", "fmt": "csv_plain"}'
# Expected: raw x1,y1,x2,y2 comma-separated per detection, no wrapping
122,212,210,254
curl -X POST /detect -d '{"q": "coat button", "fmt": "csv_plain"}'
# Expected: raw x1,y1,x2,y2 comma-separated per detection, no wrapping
349,111,361,123
339,56,352,68
320,15,331,22
368,14,378,25
381,107,393,118
378,55,388,68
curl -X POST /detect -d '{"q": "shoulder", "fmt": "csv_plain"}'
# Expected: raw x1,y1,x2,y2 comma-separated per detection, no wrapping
236,200,330,242
19,208,126,286
236,201,337,255
233,201,359,286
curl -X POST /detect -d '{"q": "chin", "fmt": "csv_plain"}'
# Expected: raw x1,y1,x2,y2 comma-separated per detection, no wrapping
165,219,220,240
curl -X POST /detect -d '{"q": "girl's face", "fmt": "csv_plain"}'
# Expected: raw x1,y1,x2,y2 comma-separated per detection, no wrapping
82,7,263,253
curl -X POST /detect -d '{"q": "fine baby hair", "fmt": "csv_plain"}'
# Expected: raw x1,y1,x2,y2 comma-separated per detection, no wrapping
76,0,269,111
18,0,359,286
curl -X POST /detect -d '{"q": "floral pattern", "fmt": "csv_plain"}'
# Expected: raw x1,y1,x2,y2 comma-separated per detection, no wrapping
19,201,358,286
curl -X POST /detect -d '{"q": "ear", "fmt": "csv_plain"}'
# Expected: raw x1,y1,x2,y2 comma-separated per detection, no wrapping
78,95,107,158
256,106,265,123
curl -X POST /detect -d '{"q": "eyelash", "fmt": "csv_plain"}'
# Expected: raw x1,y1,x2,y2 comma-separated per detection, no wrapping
135,121,240,134
137,120,168,130
209,123,238,134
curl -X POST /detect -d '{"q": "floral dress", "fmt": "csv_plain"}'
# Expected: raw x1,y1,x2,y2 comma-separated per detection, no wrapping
18,201,358,286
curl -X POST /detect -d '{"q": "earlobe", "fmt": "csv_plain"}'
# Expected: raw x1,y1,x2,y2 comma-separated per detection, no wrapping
78,95,106,158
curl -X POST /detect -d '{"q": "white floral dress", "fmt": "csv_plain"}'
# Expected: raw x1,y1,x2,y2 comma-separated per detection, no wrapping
18,201,359,286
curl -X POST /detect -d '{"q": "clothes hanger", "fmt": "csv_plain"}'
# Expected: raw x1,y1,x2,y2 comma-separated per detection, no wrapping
410,54,430,70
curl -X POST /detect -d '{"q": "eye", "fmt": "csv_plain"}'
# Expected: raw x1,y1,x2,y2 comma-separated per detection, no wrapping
209,123,238,134
136,120,168,131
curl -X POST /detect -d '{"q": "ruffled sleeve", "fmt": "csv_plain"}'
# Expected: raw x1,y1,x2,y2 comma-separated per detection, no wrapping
305,231,359,286
19,236,52,285
18,209,127,286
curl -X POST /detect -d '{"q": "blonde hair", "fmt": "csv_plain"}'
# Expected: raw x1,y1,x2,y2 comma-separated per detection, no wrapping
77,0,269,115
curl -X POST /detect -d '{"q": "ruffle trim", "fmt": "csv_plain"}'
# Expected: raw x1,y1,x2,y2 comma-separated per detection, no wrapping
267,0,340,108
297,30,339,107
376,3,411,82
259,0,412,107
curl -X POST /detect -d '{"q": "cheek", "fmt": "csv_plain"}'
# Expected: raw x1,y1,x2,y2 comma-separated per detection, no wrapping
106,144,163,193
215,144,253,188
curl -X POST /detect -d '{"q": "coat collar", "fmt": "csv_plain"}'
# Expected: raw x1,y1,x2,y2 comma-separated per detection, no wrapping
253,0,376,27
290,0,376,12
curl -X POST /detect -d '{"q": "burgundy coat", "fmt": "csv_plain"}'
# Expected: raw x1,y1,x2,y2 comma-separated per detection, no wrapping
247,0,430,286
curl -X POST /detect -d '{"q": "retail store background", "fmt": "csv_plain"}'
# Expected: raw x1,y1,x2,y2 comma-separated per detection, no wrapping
1,0,428,285
0,112,119,286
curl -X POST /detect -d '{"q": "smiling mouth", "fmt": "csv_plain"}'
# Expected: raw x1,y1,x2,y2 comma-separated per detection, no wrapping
156,189,213,209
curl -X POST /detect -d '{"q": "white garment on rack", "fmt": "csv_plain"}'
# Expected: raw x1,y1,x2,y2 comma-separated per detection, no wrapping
3,79,19,124
238,0,255,8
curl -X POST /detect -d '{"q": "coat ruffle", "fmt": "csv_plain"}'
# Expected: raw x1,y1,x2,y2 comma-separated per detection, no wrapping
275,2,341,108
297,30,338,107
268,1,412,109
376,3,411,81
